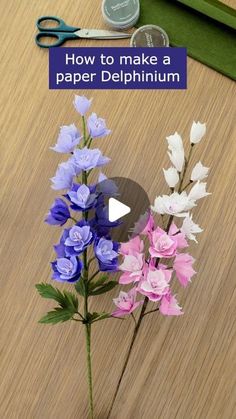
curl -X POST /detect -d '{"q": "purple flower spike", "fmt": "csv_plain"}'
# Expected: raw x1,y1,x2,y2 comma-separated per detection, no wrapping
50,160,75,191
51,256,82,283
87,113,111,138
72,147,110,172
95,238,119,272
68,184,97,211
74,95,92,116
50,124,81,153
45,198,70,226
64,223,94,255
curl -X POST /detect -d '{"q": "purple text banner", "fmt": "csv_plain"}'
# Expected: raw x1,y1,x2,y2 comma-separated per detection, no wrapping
49,47,187,90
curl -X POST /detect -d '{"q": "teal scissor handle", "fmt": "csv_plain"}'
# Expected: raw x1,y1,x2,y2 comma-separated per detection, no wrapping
36,16,80,33
35,31,79,48
35,16,81,48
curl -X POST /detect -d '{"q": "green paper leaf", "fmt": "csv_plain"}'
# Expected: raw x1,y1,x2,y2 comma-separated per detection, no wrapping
89,275,109,291
39,308,74,324
87,312,110,323
36,283,78,311
75,279,86,296
89,281,117,296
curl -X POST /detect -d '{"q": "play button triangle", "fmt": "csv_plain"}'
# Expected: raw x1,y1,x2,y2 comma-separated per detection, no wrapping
108,198,131,222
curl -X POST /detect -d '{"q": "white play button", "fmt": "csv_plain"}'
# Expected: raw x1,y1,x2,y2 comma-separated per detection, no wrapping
108,198,131,222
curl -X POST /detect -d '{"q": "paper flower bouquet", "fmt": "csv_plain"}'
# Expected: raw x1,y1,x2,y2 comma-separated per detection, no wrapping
36,96,210,418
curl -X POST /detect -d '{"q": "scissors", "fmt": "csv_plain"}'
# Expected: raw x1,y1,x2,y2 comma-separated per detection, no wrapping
36,16,132,48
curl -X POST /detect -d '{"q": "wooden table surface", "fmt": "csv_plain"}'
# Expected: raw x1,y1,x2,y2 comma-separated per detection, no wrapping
1,1,236,418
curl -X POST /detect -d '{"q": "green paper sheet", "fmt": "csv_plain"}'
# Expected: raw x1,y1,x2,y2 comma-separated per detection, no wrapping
137,0,236,80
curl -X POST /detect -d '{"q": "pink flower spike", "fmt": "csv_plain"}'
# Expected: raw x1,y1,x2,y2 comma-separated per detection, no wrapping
119,253,144,284
160,293,183,316
173,253,196,287
120,236,144,256
112,288,143,317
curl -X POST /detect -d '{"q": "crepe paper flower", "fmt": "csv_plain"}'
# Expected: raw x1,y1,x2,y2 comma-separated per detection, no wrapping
130,211,155,237
51,256,83,283
73,147,110,172
151,191,195,218
64,223,94,256
138,269,171,302
95,238,119,272
181,215,203,243
163,167,179,188
112,288,143,318
87,113,111,138
50,161,76,190
74,95,92,116
191,161,209,182
120,236,144,256
190,121,206,144
68,184,97,211
149,225,187,259
173,253,196,287
188,181,211,202
160,292,183,316
167,132,185,172
119,253,144,284
50,124,81,153
45,198,70,226
97,172,119,196
91,204,121,237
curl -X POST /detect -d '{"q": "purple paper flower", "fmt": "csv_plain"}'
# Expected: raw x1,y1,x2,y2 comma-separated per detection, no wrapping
87,113,111,138
74,95,92,116
51,255,82,283
68,184,97,211
64,222,94,255
50,124,81,153
50,160,75,190
91,204,121,237
72,147,110,172
97,173,119,196
95,238,119,272
45,198,70,226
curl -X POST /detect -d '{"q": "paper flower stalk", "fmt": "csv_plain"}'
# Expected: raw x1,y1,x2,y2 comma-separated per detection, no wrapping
36,95,210,418
108,121,210,416
36,96,120,419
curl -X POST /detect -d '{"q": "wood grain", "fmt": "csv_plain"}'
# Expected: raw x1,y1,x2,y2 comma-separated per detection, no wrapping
0,1,236,418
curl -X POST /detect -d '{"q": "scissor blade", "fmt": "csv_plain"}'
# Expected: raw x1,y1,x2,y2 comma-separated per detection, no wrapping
77,29,131,40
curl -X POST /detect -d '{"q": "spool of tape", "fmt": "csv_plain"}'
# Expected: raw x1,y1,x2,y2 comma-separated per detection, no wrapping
102,0,140,30
130,25,169,47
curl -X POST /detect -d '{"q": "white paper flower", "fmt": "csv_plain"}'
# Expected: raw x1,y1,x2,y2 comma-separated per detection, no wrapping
163,167,179,188
188,181,211,202
151,191,195,217
181,215,203,242
191,161,209,182
166,132,185,172
190,121,206,144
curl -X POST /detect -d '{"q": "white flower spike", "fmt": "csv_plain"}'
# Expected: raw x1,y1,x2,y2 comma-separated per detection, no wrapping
190,121,206,144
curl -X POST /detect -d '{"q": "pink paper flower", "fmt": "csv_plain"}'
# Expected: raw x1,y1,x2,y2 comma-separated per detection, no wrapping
119,253,144,284
120,236,144,256
131,211,155,237
160,292,183,316
138,268,171,302
173,253,196,287
112,288,143,317
149,224,187,259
